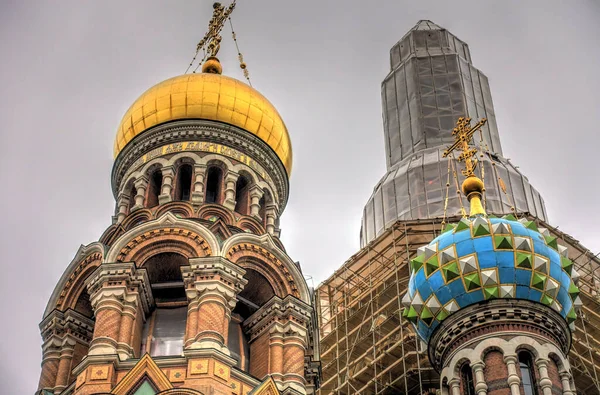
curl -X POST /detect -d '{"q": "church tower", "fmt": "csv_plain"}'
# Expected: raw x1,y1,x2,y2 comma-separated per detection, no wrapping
361,20,548,246
403,117,580,394
38,3,318,394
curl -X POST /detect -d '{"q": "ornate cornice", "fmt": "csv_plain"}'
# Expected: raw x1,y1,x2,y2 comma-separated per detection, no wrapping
428,299,571,372
111,119,289,212
85,262,154,315
244,295,313,342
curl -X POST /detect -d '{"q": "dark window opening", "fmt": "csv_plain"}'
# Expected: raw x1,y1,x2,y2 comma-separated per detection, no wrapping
74,290,94,319
258,196,265,222
205,167,223,204
146,170,162,208
461,363,476,395
234,176,250,215
140,253,188,357
519,352,538,395
228,313,250,372
174,164,193,201
128,186,137,212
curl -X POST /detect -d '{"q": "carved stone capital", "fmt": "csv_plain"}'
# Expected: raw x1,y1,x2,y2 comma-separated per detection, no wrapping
182,257,247,309
244,295,312,342
85,262,153,315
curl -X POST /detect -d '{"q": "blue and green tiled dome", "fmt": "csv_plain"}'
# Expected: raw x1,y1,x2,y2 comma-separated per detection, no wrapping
403,214,582,342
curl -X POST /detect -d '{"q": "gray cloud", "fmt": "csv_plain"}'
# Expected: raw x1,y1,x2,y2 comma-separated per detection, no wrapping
0,1,598,392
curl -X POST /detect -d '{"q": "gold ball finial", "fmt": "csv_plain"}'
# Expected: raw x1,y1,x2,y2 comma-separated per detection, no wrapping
462,176,484,197
202,56,223,74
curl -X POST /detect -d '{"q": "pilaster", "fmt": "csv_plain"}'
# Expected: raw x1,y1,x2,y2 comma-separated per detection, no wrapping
181,257,247,355
223,171,239,211
85,262,153,359
560,371,574,395
158,166,176,204
249,185,264,219
115,193,130,223
191,163,207,205
536,358,553,395
265,204,279,235
471,361,487,395
244,295,312,394
503,354,521,395
38,310,94,393
132,176,148,210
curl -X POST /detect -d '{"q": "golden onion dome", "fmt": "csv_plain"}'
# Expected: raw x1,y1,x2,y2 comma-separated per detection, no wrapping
114,70,292,175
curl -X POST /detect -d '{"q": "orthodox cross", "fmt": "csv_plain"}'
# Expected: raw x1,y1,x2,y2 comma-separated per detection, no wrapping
197,1,236,58
442,117,487,177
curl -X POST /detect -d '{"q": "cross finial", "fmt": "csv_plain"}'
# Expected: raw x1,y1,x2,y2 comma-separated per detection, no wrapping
442,117,487,177
197,2,236,59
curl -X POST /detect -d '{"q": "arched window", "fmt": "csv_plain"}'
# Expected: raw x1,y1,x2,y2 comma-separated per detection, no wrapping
205,166,223,204
146,170,163,208
140,253,188,357
519,352,538,395
460,363,476,395
174,164,193,201
234,175,250,215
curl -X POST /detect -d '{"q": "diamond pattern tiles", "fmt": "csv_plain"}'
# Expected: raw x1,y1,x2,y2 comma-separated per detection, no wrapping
404,215,579,342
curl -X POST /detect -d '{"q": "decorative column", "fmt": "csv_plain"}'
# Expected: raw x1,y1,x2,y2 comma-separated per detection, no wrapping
471,361,488,395
191,163,207,205
536,358,553,395
248,185,264,218
559,371,574,395
115,192,130,223
85,262,153,358
37,309,94,393
504,354,521,395
223,171,239,210
265,204,279,235
38,332,61,391
448,378,461,395
54,337,76,392
181,257,247,355
244,295,312,394
158,166,175,204
132,176,148,210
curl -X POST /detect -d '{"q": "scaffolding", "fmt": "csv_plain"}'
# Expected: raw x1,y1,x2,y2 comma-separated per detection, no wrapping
316,216,600,395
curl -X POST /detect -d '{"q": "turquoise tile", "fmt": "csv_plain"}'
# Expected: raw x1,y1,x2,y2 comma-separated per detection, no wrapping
473,236,494,252
436,286,453,305
516,285,529,299
455,239,475,258
516,269,532,286
499,267,515,284
428,270,444,290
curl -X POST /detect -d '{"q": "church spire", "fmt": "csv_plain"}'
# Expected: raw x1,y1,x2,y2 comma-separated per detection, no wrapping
442,116,488,217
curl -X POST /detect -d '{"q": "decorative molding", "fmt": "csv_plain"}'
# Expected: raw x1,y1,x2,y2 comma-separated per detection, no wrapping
429,299,571,371
111,119,289,212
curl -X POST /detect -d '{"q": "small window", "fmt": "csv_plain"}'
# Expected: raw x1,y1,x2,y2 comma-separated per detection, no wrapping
205,167,223,204
234,175,250,215
128,186,137,212
146,170,162,208
519,352,538,395
174,164,192,201
460,363,476,395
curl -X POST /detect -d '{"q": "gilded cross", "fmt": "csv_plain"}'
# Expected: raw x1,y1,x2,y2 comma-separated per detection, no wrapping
442,117,487,177
197,1,236,58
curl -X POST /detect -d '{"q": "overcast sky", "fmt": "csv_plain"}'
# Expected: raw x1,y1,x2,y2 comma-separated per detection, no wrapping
1,1,599,393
